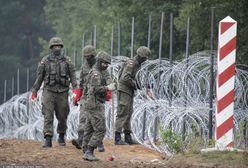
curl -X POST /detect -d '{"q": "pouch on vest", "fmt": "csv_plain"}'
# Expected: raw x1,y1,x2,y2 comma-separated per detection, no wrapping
59,60,70,87
48,62,56,86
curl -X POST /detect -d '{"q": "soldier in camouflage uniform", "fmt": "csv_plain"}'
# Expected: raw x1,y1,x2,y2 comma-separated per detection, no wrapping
115,46,151,145
31,37,78,148
82,51,116,161
71,45,111,152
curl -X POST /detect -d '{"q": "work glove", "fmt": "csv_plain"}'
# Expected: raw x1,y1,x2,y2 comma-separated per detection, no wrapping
72,89,83,106
107,82,117,91
31,91,37,101
106,90,112,101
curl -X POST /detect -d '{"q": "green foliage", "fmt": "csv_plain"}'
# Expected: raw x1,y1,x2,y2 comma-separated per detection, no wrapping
159,126,184,154
1,0,248,103
176,0,248,64
0,0,53,101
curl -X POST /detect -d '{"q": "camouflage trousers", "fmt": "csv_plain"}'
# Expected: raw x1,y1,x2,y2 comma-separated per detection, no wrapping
83,104,106,148
115,90,133,133
77,97,86,132
42,89,69,137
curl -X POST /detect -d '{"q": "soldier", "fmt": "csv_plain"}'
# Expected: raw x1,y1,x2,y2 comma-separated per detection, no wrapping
115,46,151,145
82,51,116,161
31,37,79,148
72,45,111,152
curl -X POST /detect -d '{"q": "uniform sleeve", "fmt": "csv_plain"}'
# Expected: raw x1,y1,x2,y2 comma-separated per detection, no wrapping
67,57,78,89
79,65,84,89
89,72,108,95
31,59,46,92
103,70,113,85
119,61,137,90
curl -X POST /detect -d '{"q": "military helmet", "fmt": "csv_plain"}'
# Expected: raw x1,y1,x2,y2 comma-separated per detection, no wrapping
96,51,111,64
49,37,64,49
83,45,96,57
136,46,151,58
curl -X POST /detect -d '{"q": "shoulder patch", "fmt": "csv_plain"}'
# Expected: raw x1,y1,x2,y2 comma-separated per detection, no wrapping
127,61,135,67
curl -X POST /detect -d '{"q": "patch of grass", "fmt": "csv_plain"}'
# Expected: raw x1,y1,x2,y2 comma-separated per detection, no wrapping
159,127,184,154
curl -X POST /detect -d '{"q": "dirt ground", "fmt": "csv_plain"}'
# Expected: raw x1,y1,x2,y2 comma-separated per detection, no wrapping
0,139,247,168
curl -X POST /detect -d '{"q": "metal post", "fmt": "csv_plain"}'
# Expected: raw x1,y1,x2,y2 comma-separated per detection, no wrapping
12,77,14,97
131,17,135,58
73,48,76,68
26,68,29,92
64,48,67,56
82,33,86,66
153,116,159,142
142,109,147,141
159,12,164,60
118,22,121,56
147,14,152,48
94,25,97,49
90,32,93,46
185,17,191,59
110,25,114,138
183,17,191,140
209,7,215,140
4,80,7,102
169,13,174,107
243,119,247,148
82,32,85,49
17,68,20,95
111,25,114,56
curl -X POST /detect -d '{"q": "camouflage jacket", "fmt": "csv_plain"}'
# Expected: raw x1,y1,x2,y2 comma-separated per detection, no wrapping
80,60,112,91
118,57,141,96
32,54,77,93
84,66,109,110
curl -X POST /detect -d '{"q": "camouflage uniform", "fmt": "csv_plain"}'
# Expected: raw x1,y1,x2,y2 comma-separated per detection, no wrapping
78,61,111,133
82,51,114,161
32,37,77,147
115,46,151,145
72,46,111,152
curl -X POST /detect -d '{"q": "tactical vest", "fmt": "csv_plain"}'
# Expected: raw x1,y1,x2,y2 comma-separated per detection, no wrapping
44,56,70,87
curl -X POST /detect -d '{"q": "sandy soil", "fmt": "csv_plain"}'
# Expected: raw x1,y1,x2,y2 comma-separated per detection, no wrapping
0,139,244,168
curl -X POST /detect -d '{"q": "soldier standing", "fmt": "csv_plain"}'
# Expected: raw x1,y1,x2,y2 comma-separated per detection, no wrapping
115,46,151,145
72,45,111,152
82,51,116,161
31,37,79,148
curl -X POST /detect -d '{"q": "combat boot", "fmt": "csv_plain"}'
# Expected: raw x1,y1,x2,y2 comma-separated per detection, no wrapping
43,135,52,148
124,130,133,145
72,131,84,149
82,145,87,153
83,146,99,161
114,131,126,145
58,133,66,146
98,142,105,152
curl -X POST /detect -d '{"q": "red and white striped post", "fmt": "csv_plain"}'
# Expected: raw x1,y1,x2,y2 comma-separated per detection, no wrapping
216,16,237,149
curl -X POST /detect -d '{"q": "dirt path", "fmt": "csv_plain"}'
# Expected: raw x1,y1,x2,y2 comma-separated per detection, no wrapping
0,139,167,168
1,139,244,168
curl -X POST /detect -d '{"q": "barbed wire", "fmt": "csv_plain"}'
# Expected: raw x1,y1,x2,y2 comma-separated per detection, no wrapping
0,51,248,155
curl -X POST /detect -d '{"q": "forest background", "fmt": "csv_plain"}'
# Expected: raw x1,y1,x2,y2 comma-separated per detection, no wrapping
0,0,247,102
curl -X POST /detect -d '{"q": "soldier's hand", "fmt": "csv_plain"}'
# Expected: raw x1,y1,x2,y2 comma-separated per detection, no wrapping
106,90,112,101
30,91,38,105
31,91,37,101
72,89,82,106
107,82,116,91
